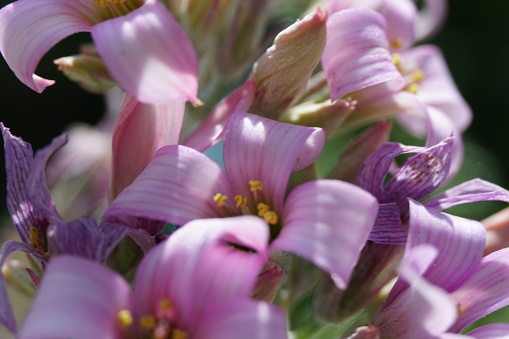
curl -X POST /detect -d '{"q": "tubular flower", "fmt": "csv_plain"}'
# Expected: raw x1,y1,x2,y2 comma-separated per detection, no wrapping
367,201,509,338
105,111,379,289
0,0,199,104
18,216,288,339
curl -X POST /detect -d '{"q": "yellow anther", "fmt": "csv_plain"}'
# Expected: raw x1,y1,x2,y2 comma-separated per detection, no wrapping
412,69,425,83
391,38,404,49
392,53,401,66
29,226,45,253
234,195,247,208
139,314,156,330
261,211,279,225
213,193,228,207
96,0,125,7
257,203,270,216
249,180,263,192
407,83,419,94
456,303,464,316
171,329,189,339
159,299,173,311
117,309,133,328
192,99,204,108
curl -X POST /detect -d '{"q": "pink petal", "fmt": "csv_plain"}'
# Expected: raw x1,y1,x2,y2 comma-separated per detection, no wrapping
194,300,287,339
322,8,404,102
111,94,185,197
465,324,509,338
271,179,377,289
224,112,325,212
415,0,448,41
91,0,199,104
183,79,256,152
383,0,416,51
0,0,97,92
449,247,509,333
19,256,132,339
133,216,270,329
104,145,233,226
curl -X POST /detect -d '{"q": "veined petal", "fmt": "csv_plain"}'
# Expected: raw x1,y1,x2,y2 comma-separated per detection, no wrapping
271,180,377,289
322,8,404,102
406,200,485,292
401,45,472,133
0,0,97,92
111,94,185,197
383,0,416,51
369,203,407,244
19,256,132,339
224,112,325,212
424,178,509,211
465,324,509,339
133,216,270,328
2,123,35,244
0,241,44,335
105,145,233,226
92,0,199,104
183,79,256,152
376,244,457,338
449,247,509,333
194,300,288,339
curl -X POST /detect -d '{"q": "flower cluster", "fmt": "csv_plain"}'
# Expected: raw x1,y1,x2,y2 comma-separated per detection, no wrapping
1,0,509,338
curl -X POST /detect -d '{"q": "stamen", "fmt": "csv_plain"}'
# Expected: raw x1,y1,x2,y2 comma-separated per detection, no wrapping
159,299,173,311
139,314,156,330
28,226,46,254
172,329,189,339
261,211,278,225
249,180,263,192
392,53,401,66
406,83,419,94
117,309,133,328
213,193,228,207
391,38,404,49
257,203,270,216
456,303,464,316
234,195,247,208
96,0,125,8
412,69,424,83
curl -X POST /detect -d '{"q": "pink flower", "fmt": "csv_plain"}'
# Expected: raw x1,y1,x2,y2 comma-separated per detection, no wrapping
0,0,199,104
19,216,288,339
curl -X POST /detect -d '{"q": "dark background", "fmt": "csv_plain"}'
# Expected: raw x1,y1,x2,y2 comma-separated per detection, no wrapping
1,0,509,214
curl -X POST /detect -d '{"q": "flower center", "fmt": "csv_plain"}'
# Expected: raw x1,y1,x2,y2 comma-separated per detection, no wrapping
392,53,425,95
214,180,279,226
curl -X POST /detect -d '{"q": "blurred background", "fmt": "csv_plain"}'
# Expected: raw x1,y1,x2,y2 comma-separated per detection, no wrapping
1,0,509,217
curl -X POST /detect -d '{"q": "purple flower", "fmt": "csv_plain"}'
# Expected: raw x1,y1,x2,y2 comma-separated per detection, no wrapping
0,0,199,104
105,111,379,289
371,200,509,338
18,216,288,339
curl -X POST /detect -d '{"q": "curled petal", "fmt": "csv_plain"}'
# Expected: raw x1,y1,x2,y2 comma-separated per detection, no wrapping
92,0,199,104
105,145,233,226
133,216,270,328
449,247,509,333
224,112,325,212
322,8,404,102
369,203,407,244
19,256,132,339
383,0,416,51
195,300,288,339
0,0,97,92
111,94,185,197
465,324,509,338
415,0,448,41
272,180,377,289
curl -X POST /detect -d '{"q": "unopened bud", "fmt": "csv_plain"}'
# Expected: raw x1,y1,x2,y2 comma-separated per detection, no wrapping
2,259,37,297
250,7,327,119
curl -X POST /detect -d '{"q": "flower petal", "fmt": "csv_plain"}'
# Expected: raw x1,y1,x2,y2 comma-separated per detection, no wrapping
383,0,416,51
194,300,288,339
19,256,132,339
322,8,404,102
0,0,96,92
424,178,509,211
183,79,256,152
91,0,199,104
449,247,509,333
369,203,407,244
104,145,232,226
415,0,448,41
0,241,44,335
133,216,270,328
271,179,377,289
111,94,185,197
224,112,325,212
465,324,509,339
